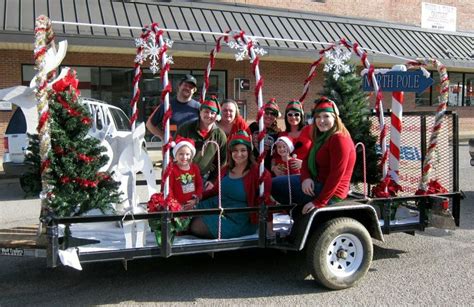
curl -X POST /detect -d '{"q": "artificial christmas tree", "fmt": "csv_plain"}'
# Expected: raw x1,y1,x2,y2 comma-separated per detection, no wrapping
21,68,120,217
321,46,381,184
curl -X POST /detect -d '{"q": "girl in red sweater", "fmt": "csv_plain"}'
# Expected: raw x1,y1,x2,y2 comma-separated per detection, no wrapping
169,137,203,210
271,136,300,176
272,97,356,214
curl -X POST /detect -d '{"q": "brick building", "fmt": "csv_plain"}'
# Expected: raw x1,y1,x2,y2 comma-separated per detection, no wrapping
0,0,473,156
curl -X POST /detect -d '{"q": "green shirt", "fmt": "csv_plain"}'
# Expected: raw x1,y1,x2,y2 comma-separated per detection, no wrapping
176,119,227,181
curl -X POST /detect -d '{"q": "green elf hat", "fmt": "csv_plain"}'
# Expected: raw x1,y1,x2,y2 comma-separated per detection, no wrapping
313,96,340,116
286,100,304,115
264,98,282,118
200,95,221,120
229,130,252,150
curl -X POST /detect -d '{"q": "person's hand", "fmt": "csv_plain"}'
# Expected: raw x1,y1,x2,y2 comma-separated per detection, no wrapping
272,165,286,177
290,158,302,170
302,201,316,215
183,198,198,210
302,178,315,196
204,181,214,191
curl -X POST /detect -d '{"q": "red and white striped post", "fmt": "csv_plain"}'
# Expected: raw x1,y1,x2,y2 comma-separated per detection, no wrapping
388,65,406,183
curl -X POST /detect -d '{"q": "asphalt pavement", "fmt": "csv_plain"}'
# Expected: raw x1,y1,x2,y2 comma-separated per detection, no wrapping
0,145,473,305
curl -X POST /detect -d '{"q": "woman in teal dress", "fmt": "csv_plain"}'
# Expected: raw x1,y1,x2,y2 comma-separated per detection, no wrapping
189,130,274,239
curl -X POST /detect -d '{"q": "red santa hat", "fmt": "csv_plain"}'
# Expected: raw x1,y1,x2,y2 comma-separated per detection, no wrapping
264,98,282,118
172,136,196,159
272,136,295,155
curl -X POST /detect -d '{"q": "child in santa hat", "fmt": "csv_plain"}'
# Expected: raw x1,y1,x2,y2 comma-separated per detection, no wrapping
169,137,203,210
271,136,300,176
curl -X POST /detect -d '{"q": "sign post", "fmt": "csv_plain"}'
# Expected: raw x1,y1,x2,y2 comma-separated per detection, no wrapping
363,70,434,93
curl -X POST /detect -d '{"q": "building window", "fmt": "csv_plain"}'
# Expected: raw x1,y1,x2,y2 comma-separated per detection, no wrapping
463,74,474,106
415,71,473,107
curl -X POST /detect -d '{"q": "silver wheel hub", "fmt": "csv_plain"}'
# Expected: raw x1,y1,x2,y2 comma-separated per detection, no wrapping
326,233,364,278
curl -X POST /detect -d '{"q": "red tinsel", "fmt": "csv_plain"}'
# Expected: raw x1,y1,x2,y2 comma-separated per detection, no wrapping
372,176,403,198
147,192,181,213
77,153,95,163
415,179,448,195
81,117,92,125
52,70,79,92
96,172,111,181
60,176,71,184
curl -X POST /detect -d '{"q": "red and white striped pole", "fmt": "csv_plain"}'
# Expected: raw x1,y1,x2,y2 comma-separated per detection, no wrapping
388,65,406,183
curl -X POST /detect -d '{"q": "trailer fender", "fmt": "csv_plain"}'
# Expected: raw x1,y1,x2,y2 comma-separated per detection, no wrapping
291,202,383,251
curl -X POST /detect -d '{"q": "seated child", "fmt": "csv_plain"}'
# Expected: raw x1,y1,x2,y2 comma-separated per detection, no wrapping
271,136,300,176
170,137,203,210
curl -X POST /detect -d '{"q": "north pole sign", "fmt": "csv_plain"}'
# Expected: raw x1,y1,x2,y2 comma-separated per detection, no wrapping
363,70,434,93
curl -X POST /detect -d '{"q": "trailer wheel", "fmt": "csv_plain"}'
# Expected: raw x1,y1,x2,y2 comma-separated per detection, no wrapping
306,217,373,290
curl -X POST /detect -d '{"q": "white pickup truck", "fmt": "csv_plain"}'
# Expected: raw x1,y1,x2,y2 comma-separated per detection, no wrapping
2,94,133,176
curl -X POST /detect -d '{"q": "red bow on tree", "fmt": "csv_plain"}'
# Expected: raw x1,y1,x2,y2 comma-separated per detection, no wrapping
147,192,181,213
52,70,79,92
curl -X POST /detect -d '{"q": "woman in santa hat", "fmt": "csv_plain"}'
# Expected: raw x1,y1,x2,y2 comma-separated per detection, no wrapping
189,130,274,239
272,97,356,215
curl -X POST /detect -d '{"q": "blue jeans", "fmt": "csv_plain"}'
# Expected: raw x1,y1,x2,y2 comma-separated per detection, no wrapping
271,175,323,205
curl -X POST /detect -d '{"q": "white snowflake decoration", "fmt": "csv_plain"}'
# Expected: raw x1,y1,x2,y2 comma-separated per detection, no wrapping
134,34,173,74
323,45,352,80
227,37,267,62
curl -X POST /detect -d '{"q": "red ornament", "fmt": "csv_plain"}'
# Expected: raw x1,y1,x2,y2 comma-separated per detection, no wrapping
81,117,92,125
60,176,71,184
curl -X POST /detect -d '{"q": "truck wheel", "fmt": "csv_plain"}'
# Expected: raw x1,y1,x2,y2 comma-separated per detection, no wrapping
306,217,373,290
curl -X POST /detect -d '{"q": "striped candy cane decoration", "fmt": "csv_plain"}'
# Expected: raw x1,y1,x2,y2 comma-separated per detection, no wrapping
352,41,388,178
408,59,449,193
231,31,266,199
201,32,228,102
34,15,55,213
388,65,407,183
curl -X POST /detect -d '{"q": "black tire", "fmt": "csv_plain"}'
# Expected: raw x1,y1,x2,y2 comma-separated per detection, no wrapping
306,217,373,290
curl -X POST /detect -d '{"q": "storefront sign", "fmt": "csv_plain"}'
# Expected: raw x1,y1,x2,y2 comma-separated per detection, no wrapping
0,100,13,111
363,70,434,93
421,2,457,32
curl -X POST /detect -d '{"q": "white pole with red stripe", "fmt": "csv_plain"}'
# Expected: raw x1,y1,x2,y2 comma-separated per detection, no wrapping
388,65,406,183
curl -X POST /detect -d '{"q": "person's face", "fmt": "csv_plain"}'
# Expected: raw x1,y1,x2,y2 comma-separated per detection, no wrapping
252,131,259,148
315,111,335,132
200,108,218,126
178,82,196,99
286,111,301,126
264,109,277,128
175,146,193,167
231,144,249,166
221,103,237,124
276,142,289,157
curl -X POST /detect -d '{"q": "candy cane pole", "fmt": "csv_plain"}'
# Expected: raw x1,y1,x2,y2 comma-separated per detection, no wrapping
201,34,227,102
352,42,387,178
412,59,449,192
202,140,222,240
34,16,55,218
388,65,406,183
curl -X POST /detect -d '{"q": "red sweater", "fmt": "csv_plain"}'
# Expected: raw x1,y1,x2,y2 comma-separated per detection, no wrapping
301,132,356,208
272,155,300,175
168,163,203,205
278,130,312,160
203,164,274,224
229,115,251,139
